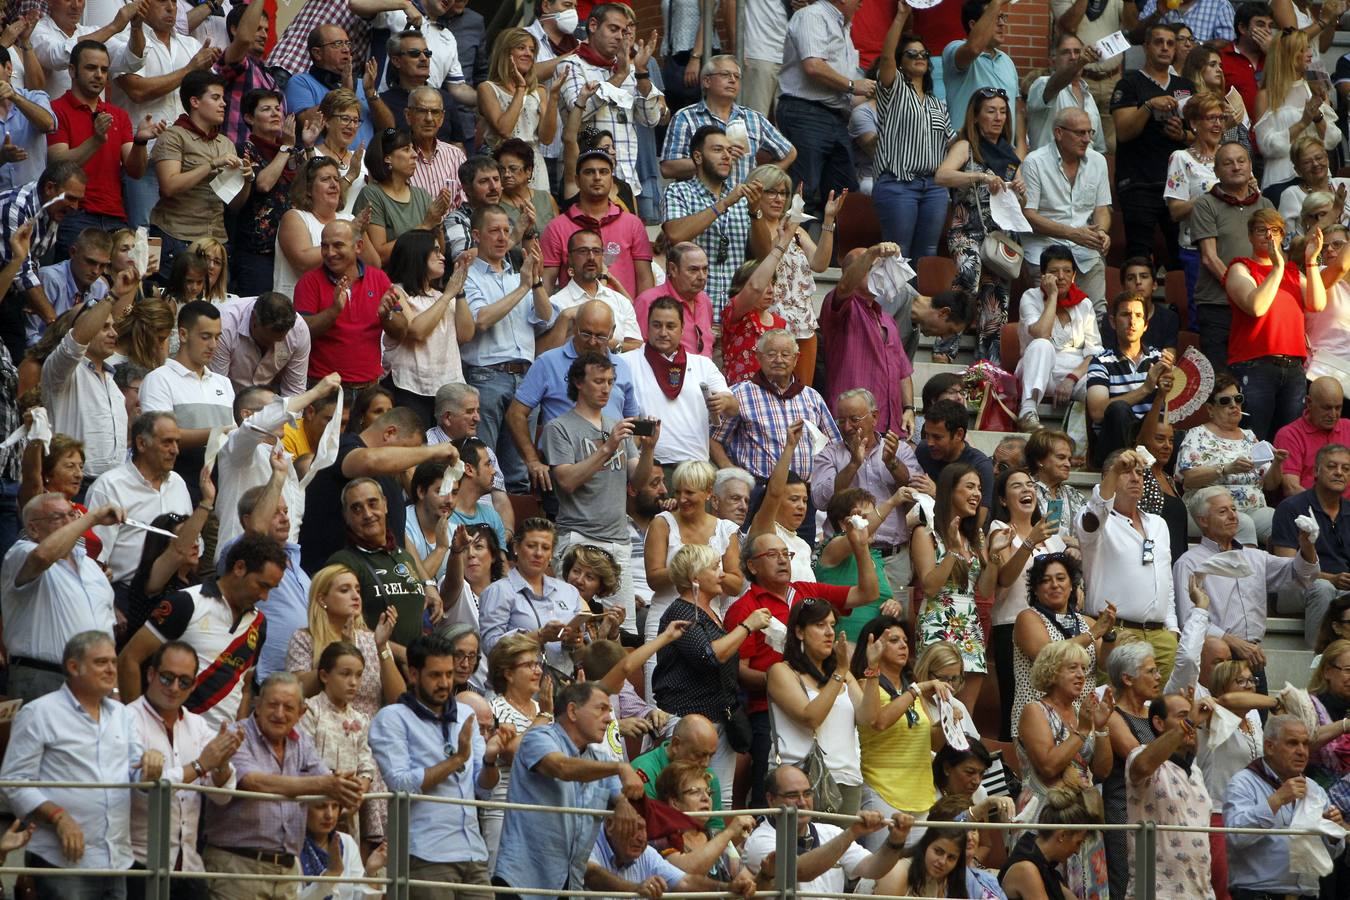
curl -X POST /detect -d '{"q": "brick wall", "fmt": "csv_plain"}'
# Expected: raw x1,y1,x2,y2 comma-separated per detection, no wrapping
1003,0,1055,75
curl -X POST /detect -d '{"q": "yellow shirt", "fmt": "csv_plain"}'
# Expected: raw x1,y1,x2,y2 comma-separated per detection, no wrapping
857,689,937,812
282,422,312,458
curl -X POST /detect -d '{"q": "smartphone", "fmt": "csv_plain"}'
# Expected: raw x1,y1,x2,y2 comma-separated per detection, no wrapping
631,418,656,437
1045,499,1064,531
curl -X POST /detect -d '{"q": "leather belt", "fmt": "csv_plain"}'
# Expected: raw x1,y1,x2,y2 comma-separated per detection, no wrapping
871,542,905,558
1239,355,1305,367
477,361,531,375
1116,618,1166,631
10,656,64,674
213,846,296,868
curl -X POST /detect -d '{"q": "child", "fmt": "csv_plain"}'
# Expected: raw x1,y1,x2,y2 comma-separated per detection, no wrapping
299,641,380,848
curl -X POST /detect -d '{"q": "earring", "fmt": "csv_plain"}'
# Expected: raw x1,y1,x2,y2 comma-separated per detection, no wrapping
321,604,328,610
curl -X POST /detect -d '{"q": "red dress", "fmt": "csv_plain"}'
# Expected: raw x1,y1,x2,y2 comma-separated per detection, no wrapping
721,305,786,385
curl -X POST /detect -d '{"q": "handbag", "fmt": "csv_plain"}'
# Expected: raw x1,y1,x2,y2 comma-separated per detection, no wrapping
724,704,753,753
980,229,1024,281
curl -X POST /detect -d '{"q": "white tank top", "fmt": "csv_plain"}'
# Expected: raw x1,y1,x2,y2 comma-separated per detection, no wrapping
770,671,863,786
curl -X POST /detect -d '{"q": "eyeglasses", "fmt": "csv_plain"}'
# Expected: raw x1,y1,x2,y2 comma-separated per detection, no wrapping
761,350,796,360
716,232,729,265
708,71,741,81
577,329,613,342
1233,675,1257,687
156,671,195,691
1329,663,1350,674
570,246,605,256
501,163,527,175
681,786,712,799
511,659,544,671
752,549,795,561
933,672,966,688
1201,114,1227,123
1057,126,1096,138
30,509,80,523
332,114,362,126
763,188,790,198
408,106,444,117
773,789,814,801
1334,620,1350,628
902,49,930,60
836,413,871,426
1141,538,1156,566
319,39,351,49
400,49,433,58
452,651,480,664
1212,393,1244,407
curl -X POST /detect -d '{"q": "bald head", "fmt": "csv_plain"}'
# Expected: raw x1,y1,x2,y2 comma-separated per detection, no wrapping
1054,108,1093,159
458,689,491,724
1307,376,1345,432
572,299,617,355
670,713,719,765
320,219,360,276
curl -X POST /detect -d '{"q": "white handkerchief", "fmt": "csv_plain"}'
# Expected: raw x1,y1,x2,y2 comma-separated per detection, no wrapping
1197,550,1254,580
912,491,937,528
123,517,180,539
210,167,245,204
1295,507,1321,543
724,120,749,150
203,426,229,475
300,388,345,489
1094,30,1131,59
989,187,1032,232
0,406,52,451
437,459,467,496
595,81,634,110
132,227,150,277
763,616,787,654
1134,444,1156,469
802,420,830,456
866,254,917,300
786,193,815,225
1250,440,1275,465
847,514,869,531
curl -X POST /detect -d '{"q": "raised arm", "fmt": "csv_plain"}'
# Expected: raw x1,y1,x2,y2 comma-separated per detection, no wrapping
748,420,803,539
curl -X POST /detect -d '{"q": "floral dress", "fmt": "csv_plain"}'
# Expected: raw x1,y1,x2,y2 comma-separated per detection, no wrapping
769,236,817,339
947,144,1017,364
720,305,786,384
917,531,987,674
1176,426,1268,513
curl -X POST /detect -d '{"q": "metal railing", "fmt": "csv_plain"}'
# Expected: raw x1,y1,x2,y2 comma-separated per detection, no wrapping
0,778,1335,900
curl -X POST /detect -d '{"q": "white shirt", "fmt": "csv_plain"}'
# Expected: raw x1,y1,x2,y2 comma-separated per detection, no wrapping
0,539,116,664
1255,81,1342,187
40,330,128,477
139,358,236,432
550,279,642,344
741,0,789,62
1278,178,1350,235
1308,280,1350,357
1172,537,1318,642
1075,484,1177,630
213,400,304,562
382,289,467,396
620,346,729,463
1016,287,1104,356
109,28,201,133
32,16,144,100
1026,75,1106,154
86,461,193,583
1164,149,1219,248
1019,142,1112,272
298,830,381,900
127,695,236,870
744,820,870,897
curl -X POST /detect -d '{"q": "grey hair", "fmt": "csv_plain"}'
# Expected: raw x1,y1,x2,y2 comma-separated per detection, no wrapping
130,411,177,457
434,382,479,417
1053,106,1088,128
700,53,739,78
386,28,422,59
755,328,796,354
1186,486,1231,527
62,630,114,669
1106,641,1155,692
21,491,68,529
258,670,303,701
665,241,705,268
713,466,755,497
113,361,149,392
1265,713,1308,744
340,476,385,509
836,388,877,412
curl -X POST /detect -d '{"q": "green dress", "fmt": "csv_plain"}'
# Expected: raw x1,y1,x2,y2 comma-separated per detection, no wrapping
814,543,893,642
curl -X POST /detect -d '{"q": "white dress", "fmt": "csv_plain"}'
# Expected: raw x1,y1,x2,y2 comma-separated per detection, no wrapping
486,83,550,191
274,209,354,301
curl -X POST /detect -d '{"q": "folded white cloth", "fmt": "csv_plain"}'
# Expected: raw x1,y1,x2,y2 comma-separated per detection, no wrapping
0,406,52,451
300,389,345,489
866,254,916,300
595,81,634,110
1197,550,1255,580
1296,507,1321,543
1290,797,1346,877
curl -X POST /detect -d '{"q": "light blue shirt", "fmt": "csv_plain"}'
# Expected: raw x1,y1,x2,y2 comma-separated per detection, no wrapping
1224,761,1344,895
515,341,640,425
31,260,109,346
222,538,309,682
461,257,559,367
284,72,371,150
0,86,52,193
1,684,144,869
478,568,582,673
1,538,116,665
494,722,621,897
450,500,507,551
369,696,488,863
941,41,1020,134
588,825,687,899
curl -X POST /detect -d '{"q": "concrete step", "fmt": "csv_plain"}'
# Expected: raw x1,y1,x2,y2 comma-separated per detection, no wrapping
1263,616,1314,692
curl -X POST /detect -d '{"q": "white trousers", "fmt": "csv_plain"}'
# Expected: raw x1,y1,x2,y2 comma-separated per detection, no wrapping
1016,339,1090,414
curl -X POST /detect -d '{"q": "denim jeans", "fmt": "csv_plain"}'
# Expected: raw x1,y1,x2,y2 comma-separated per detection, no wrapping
1230,356,1307,441
779,95,858,219
0,476,19,564
873,174,949,260
230,247,276,297
1178,246,1200,329
464,364,529,493
122,167,160,230
55,210,128,261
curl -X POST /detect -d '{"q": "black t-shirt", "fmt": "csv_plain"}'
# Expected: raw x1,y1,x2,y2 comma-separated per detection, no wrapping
379,85,467,144
299,433,408,573
914,442,995,509
1098,303,1180,352
1110,71,1195,187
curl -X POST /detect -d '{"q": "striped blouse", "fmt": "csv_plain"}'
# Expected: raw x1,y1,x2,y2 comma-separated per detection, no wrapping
875,76,955,182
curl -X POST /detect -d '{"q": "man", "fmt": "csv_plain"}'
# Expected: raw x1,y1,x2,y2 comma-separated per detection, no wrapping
210,292,311,397
712,467,755,528
739,0,787,115
0,45,55,193
1051,0,1135,151
1190,141,1273,368
32,0,146,100
1275,377,1350,497
1014,245,1105,431
30,227,111,346
1,631,160,900
525,0,581,183
1097,256,1180,353
462,205,559,493
427,383,513,531
371,633,510,900
662,125,758,316
406,85,468,201
895,288,973,365
1124,693,1212,900
1175,486,1319,676
557,4,663,199
1,495,119,701
540,149,655,299
623,297,737,467
282,24,390,151
216,0,275,148
293,219,400,388
544,352,656,630
742,765,913,892
544,228,642,352
46,40,156,254
39,275,125,481
110,0,217,227
118,534,285,729
944,0,1022,137
630,714,724,808
1224,715,1346,898
203,672,364,899
812,388,923,592
382,29,474,148
1077,448,1179,679
994,434,1026,474
660,54,795,188
1272,444,1350,647
1220,2,1273,121
776,0,871,217
1137,0,1239,43
281,389,342,479
431,0,487,142
1021,108,1113,308
587,812,756,898
1085,292,1174,466
634,244,715,356
0,161,86,364
822,243,916,435
493,680,646,898
915,399,995,512
444,155,502,258
149,70,248,267
139,300,235,501
627,459,668,609
1111,24,1194,266
86,412,193,591
449,438,509,547
127,640,241,900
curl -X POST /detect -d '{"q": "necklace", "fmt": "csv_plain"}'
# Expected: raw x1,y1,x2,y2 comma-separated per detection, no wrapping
1238,714,1259,761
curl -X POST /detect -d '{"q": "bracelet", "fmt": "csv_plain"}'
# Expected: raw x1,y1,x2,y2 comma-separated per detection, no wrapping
1093,729,1110,738
423,579,437,588
1066,372,1080,383
862,668,879,679
830,673,846,684
903,404,916,411
847,79,854,94
1071,729,1088,743
535,711,554,723
739,622,753,636
191,759,206,779
47,806,66,825
532,280,544,290
197,502,214,512
380,645,393,661
133,137,148,146
885,840,905,850
821,223,837,232
636,72,651,80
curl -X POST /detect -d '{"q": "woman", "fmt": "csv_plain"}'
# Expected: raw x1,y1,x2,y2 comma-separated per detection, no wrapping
345,386,394,435
381,230,474,425
1010,553,1108,744
655,543,768,807
766,597,865,814
275,157,355,301
17,435,101,560
873,12,953,260
932,742,1016,868
937,88,1026,364
312,88,367,214
912,462,997,710
1181,46,1252,148
494,137,557,237
1135,417,1190,565
353,128,450,266
1000,787,1103,900
817,487,911,641
560,544,625,643
1100,640,1164,900
871,798,969,898
989,470,1068,741
188,238,233,305
442,523,507,633
720,231,793,385
1271,0,1344,52
106,227,148,312
123,501,211,642
1025,429,1086,540
443,622,484,695
1316,595,1350,660
1176,374,1285,544
1015,641,1112,900
484,518,586,676
111,297,174,372
651,761,755,878
746,166,841,386
1253,29,1341,187
485,633,553,866
479,28,556,190
1222,209,1325,440
1308,638,1350,786
1174,23,1197,59
1277,135,1350,229
299,798,387,900
1165,94,1223,315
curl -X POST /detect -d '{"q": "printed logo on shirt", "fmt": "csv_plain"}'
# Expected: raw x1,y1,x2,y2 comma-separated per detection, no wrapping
581,438,627,472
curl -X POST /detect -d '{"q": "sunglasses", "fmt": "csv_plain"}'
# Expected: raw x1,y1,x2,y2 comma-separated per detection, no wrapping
902,49,930,60
975,87,1009,100
400,49,433,58
1141,538,1155,566
156,671,195,691
716,233,729,265
1212,393,1244,407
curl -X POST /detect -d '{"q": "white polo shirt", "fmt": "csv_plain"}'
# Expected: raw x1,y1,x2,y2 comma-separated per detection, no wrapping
550,280,642,345
139,358,235,432
743,820,870,897
86,461,192,584
40,330,128,477
0,539,116,665
620,346,729,464
108,28,201,132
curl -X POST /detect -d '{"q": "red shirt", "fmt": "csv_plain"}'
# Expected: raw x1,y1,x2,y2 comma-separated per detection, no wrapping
1224,257,1307,364
1219,43,1262,123
725,581,851,714
852,0,898,69
49,92,131,220
634,282,715,356
1274,415,1350,497
721,304,785,385
292,262,392,382
911,2,966,53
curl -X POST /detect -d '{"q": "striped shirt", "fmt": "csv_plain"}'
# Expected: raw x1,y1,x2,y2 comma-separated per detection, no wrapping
874,77,954,182
777,0,860,112
661,101,794,187
410,139,468,206
558,53,663,196
267,0,371,77
711,378,842,480
0,181,58,292
1086,345,1164,418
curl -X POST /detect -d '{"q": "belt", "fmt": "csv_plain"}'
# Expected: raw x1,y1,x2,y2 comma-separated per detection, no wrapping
10,656,64,674
1238,354,1305,368
1116,618,1167,631
778,94,850,118
213,846,296,868
871,542,905,558
475,361,531,375
1230,891,1318,900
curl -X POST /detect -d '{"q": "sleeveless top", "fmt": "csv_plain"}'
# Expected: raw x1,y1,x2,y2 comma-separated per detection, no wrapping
1103,704,1156,824
1224,256,1308,363
274,209,353,300
1009,605,1096,740
769,237,818,339
856,679,937,811
645,511,740,637
770,670,863,786
486,83,551,192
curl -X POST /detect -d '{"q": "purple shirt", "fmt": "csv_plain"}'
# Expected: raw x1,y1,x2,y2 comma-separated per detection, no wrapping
811,435,922,546
209,295,312,396
819,289,915,435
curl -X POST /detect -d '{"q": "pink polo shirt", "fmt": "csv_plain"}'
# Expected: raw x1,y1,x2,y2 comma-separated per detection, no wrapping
1274,415,1350,497
540,202,653,299
634,283,715,357
819,289,914,435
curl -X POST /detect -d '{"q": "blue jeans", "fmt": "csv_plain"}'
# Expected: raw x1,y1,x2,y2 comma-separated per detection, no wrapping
230,247,276,297
464,365,529,493
56,210,128,261
0,476,19,564
122,167,160,230
873,174,949,260
1230,356,1307,441
778,95,858,219
1178,246,1200,330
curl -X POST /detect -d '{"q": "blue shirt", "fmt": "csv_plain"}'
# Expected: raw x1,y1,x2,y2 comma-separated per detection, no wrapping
451,500,508,550
941,42,1020,134
515,341,640,425
0,86,52,192
221,538,310,682
478,568,582,673
284,71,372,150
1271,489,1350,574
494,722,621,896
461,257,559,367
1223,761,1344,895
588,825,687,899
31,259,109,347
1,684,144,869
369,696,488,863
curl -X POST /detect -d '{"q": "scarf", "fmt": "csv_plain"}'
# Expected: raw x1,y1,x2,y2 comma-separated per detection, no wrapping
172,113,219,142
643,344,688,400
1210,183,1262,207
978,137,1021,184
1244,757,1285,791
300,834,333,878
250,131,282,160
347,527,398,554
1030,600,1083,638
397,690,460,755
1057,283,1091,308
575,40,617,71
1170,749,1197,776
751,370,806,401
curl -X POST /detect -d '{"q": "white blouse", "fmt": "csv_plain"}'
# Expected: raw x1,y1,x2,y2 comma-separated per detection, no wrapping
1255,81,1342,187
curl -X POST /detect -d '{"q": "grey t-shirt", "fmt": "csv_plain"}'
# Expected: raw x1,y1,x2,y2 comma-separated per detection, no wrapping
1188,192,1274,306
543,410,636,542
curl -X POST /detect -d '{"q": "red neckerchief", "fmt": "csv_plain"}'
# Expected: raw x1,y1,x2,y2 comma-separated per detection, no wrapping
1244,758,1284,791
250,132,282,158
575,40,618,71
347,527,398,554
545,31,580,56
751,370,806,400
643,343,688,400
1210,183,1261,207
1057,284,1090,308
172,113,219,142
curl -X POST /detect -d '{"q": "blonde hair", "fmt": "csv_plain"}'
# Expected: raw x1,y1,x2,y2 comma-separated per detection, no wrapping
488,632,541,693
1310,638,1350,694
306,565,367,663
116,297,175,370
1263,28,1312,114
746,164,790,194
672,459,717,494
489,28,540,93
1029,640,1090,694
668,543,721,594
188,237,229,303
1210,659,1251,695
914,641,963,683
